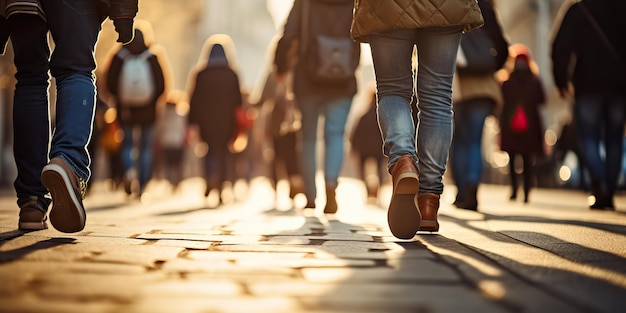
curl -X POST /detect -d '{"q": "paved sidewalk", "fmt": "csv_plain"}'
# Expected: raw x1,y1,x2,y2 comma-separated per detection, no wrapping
1,177,625,313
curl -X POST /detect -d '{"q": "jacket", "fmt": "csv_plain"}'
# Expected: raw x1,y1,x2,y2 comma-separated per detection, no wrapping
499,68,545,156
0,0,138,54
351,0,484,43
453,0,508,108
188,44,243,147
98,0,138,19
106,29,166,126
551,0,626,98
274,0,359,99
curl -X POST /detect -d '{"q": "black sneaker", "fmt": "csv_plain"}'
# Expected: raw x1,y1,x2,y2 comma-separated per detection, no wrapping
18,196,48,230
41,157,87,233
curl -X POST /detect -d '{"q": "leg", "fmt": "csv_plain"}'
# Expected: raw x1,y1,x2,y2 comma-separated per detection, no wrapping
11,24,52,230
522,153,533,203
322,96,352,213
297,96,323,207
369,31,421,239
137,124,155,193
508,152,518,200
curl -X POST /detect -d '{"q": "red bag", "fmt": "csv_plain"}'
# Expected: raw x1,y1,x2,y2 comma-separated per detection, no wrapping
510,105,528,133
234,106,253,134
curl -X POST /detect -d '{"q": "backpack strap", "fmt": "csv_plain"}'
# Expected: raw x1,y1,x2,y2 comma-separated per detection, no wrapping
579,2,625,71
116,47,153,60
300,0,310,54
116,47,131,59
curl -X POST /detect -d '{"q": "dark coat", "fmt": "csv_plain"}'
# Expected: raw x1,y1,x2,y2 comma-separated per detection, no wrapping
106,30,165,126
351,101,383,159
499,69,545,156
551,0,626,98
274,0,359,99
188,45,242,148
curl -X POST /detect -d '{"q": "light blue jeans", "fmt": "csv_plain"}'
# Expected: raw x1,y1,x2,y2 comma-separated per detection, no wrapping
369,26,463,195
298,95,352,200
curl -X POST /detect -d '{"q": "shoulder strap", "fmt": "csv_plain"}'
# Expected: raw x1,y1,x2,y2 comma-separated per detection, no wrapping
300,0,310,54
116,47,131,59
117,48,153,60
579,3,625,70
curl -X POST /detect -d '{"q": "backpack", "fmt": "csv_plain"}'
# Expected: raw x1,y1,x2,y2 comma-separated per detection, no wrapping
510,104,528,133
117,48,155,107
300,0,359,85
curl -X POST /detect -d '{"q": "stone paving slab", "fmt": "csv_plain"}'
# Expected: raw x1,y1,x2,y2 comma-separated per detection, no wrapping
2,180,626,312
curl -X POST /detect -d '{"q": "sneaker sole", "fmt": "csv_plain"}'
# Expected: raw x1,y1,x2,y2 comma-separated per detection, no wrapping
388,174,420,239
18,221,48,230
41,163,86,233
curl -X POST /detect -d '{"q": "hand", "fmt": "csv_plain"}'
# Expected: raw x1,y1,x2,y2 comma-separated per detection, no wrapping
558,87,572,99
113,18,134,44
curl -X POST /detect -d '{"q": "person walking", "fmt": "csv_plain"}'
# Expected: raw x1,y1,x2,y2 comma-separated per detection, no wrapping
187,36,243,203
449,0,509,211
104,22,167,198
154,89,189,192
499,47,546,204
350,84,386,202
551,0,626,210
274,0,361,214
351,0,483,239
1,0,138,232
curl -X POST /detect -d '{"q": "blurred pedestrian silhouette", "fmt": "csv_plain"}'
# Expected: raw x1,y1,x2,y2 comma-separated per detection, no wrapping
450,0,509,211
251,50,304,205
350,83,386,203
499,46,545,204
551,0,626,210
274,0,360,213
552,117,587,189
187,35,244,204
154,89,189,192
104,21,168,198
2,0,138,232
351,0,483,238
97,98,124,192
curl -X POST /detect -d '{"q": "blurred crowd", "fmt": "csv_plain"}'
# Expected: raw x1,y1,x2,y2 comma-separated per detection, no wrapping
1,0,625,213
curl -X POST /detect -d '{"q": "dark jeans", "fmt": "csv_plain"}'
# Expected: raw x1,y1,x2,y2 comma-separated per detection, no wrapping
450,98,493,198
574,95,626,195
11,0,103,208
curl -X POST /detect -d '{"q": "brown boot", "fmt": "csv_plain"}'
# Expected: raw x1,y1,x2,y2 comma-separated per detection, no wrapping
387,155,420,239
324,181,338,214
417,193,440,232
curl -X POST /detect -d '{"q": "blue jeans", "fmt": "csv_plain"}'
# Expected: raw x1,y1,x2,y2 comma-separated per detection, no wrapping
369,26,463,195
450,98,493,196
11,0,102,208
574,95,626,195
298,94,352,200
121,125,155,189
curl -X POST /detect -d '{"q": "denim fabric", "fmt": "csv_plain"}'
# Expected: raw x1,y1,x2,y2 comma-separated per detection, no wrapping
574,95,626,194
369,26,463,194
298,95,352,200
450,98,493,196
11,0,102,207
203,144,235,188
121,125,155,189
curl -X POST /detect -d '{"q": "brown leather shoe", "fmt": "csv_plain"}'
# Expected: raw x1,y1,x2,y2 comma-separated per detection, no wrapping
417,193,440,232
387,155,420,239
